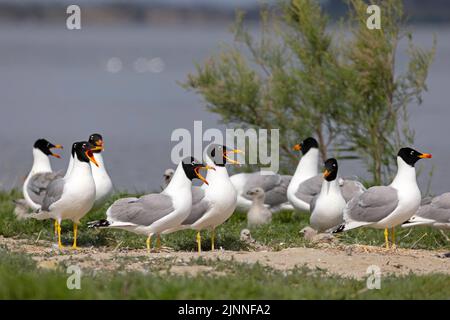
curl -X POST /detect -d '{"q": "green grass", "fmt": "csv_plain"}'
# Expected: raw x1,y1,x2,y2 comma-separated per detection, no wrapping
1,190,448,251
0,248,449,299
1,190,449,300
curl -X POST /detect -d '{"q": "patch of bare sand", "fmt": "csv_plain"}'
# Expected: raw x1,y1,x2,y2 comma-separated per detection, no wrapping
1,236,449,279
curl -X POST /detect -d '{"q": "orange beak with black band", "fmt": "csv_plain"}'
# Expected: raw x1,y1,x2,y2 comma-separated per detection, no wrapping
419,153,432,159
194,165,215,185
323,169,331,178
50,144,63,159
224,149,244,165
293,144,302,151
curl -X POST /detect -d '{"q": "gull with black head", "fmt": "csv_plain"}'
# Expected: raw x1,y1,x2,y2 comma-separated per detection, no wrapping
334,147,432,249
89,157,213,252
163,144,241,252
29,141,100,249
287,137,366,212
309,158,346,233
23,138,64,211
64,134,113,208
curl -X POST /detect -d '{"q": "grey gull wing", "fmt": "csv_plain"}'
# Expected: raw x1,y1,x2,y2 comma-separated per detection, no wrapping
345,186,399,223
263,175,291,206
240,173,291,206
107,193,174,226
294,175,323,204
310,194,319,214
181,187,211,225
27,171,64,205
416,193,450,222
41,177,65,211
339,179,366,202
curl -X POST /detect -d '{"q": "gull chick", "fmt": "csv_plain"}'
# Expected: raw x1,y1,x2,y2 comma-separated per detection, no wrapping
246,187,272,228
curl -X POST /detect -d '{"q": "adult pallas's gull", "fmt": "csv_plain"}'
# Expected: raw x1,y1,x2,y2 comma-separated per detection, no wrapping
287,137,365,212
163,144,240,252
29,141,100,249
230,172,293,212
402,193,450,229
89,157,213,251
246,187,272,228
88,133,114,208
309,158,345,233
23,139,63,211
334,147,432,249
64,134,113,208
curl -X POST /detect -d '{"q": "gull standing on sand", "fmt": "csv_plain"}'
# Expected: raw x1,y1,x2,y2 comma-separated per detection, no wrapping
246,187,272,228
163,144,240,252
402,193,450,230
29,141,100,249
334,148,432,248
287,137,365,212
89,157,213,251
22,139,63,211
231,172,293,212
309,158,345,233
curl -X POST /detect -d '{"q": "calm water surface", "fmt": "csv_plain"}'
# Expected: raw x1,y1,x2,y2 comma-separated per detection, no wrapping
0,24,448,193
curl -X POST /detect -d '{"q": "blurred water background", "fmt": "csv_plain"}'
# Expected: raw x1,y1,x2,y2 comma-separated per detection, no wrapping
0,0,449,193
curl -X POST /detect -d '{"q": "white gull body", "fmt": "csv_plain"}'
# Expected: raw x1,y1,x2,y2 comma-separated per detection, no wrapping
34,155,96,224
287,148,319,212
310,177,346,232
90,152,113,208
165,153,237,233
23,148,54,210
342,156,422,230
102,161,193,236
64,151,112,207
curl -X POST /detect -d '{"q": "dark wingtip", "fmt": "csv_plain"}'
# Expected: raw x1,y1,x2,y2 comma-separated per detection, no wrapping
87,219,110,228
333,224,346,234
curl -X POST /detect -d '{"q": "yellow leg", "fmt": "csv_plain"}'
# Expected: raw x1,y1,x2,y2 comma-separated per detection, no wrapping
384,228,389,249
72,223,78,249
54,220,58,236
391,227,396,248
196,231,202,253
57,221,63,249
146,234,152,253
156,235,161,249
211,229,215,251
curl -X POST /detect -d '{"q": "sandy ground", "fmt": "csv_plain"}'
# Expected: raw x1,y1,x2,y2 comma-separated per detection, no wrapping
1,235,449,279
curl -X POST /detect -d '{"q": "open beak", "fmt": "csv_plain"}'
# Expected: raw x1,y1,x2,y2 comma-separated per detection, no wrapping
293,144,302,151
323,170,331,178
50,144,63,158
194,165,215,185
224,149,243,165
419,153,432,159
85,149,99,167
